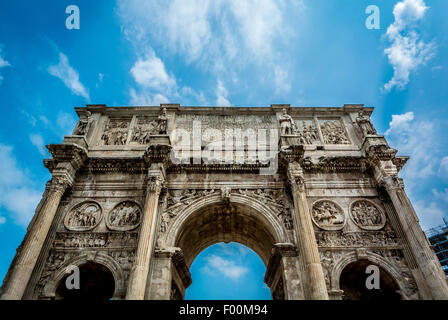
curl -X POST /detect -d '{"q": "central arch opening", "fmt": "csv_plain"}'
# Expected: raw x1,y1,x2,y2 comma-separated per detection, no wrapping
172,201,284,299
185,242,271,299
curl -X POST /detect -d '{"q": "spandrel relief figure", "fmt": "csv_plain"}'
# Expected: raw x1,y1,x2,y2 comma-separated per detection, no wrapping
64,202,102,231
107,201,141,231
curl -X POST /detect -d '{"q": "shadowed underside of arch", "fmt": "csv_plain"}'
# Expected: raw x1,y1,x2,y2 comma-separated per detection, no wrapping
175,202,280,268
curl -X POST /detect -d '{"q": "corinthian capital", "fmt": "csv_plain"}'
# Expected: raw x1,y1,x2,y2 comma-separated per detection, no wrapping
381,175,404,191
49,175,71,195
147,175,164,193
287,161,305,192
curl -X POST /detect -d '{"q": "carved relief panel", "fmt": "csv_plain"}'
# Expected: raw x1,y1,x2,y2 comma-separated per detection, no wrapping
106,201,142,231
101,118,131,145
311,200,345,231
319,119,350,144
292,119,320,144
64,201,102,231
350,200,386,230
131,116,159,145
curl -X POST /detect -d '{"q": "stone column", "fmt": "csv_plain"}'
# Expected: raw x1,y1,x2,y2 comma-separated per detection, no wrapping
288,162,329,300
0,174,70,300
265,243,304,300
126,173,164,300
378,171,448,300
148,247,191,300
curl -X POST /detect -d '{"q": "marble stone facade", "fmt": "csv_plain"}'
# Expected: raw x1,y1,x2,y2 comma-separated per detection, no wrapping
1,103,448,300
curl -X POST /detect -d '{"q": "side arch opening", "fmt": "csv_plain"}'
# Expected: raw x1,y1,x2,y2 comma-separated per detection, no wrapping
55,262,115,300
339,259,401,300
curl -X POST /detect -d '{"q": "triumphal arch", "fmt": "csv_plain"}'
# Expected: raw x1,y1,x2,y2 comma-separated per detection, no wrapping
1,104,448,300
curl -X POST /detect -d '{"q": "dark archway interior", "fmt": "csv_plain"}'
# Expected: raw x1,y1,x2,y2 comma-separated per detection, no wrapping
55,262,115,300
340,259,401,300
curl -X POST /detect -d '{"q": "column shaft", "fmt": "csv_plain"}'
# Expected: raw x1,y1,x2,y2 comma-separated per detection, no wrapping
126,178,162,300
386,182,448,300
291,182,328,300
1,181,66,300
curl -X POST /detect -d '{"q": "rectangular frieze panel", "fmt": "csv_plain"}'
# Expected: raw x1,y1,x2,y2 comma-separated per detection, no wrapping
318,118,351,145
100,117,132,146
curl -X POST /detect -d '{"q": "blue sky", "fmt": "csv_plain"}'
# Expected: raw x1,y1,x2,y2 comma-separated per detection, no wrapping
186,242,270,300
0,0,448,299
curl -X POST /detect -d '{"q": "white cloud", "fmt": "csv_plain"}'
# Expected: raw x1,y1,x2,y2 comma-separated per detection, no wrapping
202,255,248,280
383,0,434,92
385,111,414,135
216,80,231,106
0,51,11,68
118,0,295,65
413,200,445,230
439,156,448,181
48,52,90,100
129,88,170,106
29,134,47,156
0,144,42,226
117,0,301,100
385,112,437,184
0,46,11,84
128,50,207,106
385,112,448,229
432,188,448,203
274,66,291,95
130,53,176,91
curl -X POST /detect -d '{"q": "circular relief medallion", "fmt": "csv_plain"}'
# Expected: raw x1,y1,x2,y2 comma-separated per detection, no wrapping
106,201,141,231
64,201,102,231
350,200,386,230
311,200,345,231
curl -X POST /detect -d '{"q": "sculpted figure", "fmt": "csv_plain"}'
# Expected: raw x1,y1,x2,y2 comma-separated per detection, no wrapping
278,108,296,135
351,200,383,228
73,111,93,136
356,111,377,137
157,107,168,134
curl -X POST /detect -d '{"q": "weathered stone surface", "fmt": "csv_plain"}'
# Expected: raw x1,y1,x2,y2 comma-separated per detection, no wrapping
1,104,447,300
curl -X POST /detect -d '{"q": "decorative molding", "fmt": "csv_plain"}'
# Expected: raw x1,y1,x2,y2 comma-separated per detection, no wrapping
316,231,400,248
52,232,138,249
